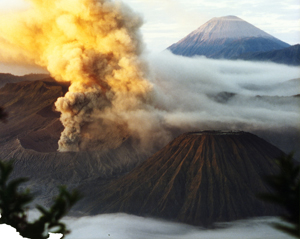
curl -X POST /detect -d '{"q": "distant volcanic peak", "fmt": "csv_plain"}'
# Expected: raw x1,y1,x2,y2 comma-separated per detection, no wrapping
191,15,273,41
168,15,290,58
218,15,242,20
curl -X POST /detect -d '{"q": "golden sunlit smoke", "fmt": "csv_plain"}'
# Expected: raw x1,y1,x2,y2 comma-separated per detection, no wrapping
0,0,157,151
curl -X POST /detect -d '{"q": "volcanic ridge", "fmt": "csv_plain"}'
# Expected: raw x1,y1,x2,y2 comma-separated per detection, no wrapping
79,131,283,226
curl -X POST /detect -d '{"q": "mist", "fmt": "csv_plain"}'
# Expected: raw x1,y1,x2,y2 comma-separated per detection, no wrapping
1,213,293,239
145,51,300,135
62,214,293,239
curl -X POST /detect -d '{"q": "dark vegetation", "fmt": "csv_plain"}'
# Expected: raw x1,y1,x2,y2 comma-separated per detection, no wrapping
0,160,81,239
258,153,300,238
0,103,81,239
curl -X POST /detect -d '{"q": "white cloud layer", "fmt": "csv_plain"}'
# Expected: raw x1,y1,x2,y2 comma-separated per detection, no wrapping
145,51,300,137
62,214,294,239
2,213,295,239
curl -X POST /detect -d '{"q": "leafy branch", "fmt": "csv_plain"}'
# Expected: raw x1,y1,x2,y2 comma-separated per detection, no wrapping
258,153,300,238
0,160,81,239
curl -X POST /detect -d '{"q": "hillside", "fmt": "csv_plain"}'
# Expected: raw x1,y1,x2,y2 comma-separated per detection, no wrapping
233,44,300,65
0,73,49,88
80,131,283,226
0,78,67,151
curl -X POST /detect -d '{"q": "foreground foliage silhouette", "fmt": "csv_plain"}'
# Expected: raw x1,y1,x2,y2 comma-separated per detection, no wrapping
258,153,300,238
0,160,81,239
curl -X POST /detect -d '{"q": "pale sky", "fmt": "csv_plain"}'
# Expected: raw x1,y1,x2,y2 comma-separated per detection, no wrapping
0,0,299,52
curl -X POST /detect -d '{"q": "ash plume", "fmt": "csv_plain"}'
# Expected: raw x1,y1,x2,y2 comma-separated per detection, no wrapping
0,0,159,152
0,1,299,154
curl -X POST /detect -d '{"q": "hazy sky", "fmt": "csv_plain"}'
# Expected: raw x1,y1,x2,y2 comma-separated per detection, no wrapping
0,0,299,52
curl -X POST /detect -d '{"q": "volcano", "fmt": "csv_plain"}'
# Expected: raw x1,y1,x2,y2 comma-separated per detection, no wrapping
0,77,150,206
0,75,298,214
167,16,290,58
80,131,283,226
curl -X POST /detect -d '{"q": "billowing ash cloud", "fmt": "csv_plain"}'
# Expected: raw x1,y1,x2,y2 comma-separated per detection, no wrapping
0,0,299,153
0,0,159,152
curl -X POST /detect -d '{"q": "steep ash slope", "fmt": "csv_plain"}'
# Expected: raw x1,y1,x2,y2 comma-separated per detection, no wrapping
0,77,67,152
81,131,283,226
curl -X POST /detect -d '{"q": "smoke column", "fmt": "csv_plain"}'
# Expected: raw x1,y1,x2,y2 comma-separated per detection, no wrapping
0,0,157,151
0,0,299,155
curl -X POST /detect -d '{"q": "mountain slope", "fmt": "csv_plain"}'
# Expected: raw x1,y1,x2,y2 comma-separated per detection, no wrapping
209,37,292,59
167,16,290,58
0,73,49,88
234,44,300,65
0,78,150,206
80,131,283,226
0,78,67,151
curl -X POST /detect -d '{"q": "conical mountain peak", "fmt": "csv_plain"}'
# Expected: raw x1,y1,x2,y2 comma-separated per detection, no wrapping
79,131,283,226
168,15,290,58
184,15,273,42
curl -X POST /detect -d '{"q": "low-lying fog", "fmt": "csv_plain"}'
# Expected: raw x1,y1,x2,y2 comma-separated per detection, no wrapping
1,213,294,239
64,214,295,239
147,51,300,132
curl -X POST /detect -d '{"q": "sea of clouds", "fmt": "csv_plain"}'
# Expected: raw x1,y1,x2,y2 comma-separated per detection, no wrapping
63,214,295,239
1,213,295,239
147,51,300,131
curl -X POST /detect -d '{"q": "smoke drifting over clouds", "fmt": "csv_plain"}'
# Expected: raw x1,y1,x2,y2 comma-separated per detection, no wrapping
0,0,299,153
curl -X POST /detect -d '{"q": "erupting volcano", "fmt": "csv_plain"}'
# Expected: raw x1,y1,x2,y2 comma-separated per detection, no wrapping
0,0,157,152
0,2,299,233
